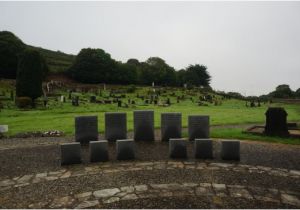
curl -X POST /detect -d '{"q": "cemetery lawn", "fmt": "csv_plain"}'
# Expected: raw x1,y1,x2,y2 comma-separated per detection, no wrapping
1,98,300,144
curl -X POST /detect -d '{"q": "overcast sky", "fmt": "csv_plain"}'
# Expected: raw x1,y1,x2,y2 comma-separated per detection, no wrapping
1,1,299,96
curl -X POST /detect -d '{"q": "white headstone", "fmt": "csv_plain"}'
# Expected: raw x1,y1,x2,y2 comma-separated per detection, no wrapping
0,125,8,133
60,95,64,102
152,82,155,87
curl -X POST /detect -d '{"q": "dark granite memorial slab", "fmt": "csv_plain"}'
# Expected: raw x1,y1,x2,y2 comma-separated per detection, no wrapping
265,107,289,136
161,113,182,141
169,138,187,159
134,110,154,141
89,140,109,162
60,142,81,165
188,115,209,141
75,116,98,144
105,113,127,141
221,140,240,160
116,139,135,160
194,139,213,159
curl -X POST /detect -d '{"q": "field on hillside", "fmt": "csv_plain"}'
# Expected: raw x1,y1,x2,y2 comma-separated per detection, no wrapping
1,82,300,144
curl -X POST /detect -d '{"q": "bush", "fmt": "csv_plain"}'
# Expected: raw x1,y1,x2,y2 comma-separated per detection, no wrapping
0,31,26,78
127,85,137,93
16,49,47,104
16,97,32,108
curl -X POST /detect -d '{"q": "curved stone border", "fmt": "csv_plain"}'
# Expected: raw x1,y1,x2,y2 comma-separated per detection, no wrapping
1,161,299,191
26,182,300,208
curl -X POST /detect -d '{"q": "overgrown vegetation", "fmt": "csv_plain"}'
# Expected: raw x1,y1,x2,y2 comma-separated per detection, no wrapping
16,49,48,106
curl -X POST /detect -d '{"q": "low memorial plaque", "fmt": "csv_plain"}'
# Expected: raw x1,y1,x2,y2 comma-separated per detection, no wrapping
60,142,81,165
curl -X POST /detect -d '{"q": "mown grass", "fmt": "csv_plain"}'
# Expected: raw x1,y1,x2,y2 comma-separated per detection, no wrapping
1,96,300,142
1,83,299,144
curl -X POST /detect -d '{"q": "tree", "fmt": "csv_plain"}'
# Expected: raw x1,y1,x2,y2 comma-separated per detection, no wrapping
127,58,140,66
184,64,211,87
68,48,116,84
295,88,300,98
113,62,138,84
270,84,293,98
0,31,26,78
176,69,187,86
16,49,48,105
138,57,177,86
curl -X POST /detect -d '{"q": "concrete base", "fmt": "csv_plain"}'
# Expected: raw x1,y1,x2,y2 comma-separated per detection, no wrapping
116,139,135,160
89,140,109,162
194,139,213,159
169,138,187,159
221,140,240,160
60,142,81,165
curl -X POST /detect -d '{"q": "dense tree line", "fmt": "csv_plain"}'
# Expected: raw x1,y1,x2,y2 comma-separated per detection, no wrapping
68,48,211,87
0,31,26,78
268,84,300,99
0,31,211,87
16,49,48,105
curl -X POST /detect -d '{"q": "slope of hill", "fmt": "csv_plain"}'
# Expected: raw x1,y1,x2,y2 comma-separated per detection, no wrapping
27,45,75,74
0,30,75,76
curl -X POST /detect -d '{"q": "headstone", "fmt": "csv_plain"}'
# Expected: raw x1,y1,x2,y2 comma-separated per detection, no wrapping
188,115,209,141
0,125,8,133
169,138,187,158
60,142,81,165
105,112,127,141
221,140,240,160
75,116,98,144
161,113,182,141
117,101,122,107
116,139,135,160
60,95,64,102
264,107,289,136
89,140,109,162
134,110,154,141
194,139,213,159
10,91,14,101
68,90,72,99
90,96,96,103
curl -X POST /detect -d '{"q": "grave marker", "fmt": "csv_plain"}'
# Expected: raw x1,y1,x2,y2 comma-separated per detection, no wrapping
188,115,209,141
134,110,154,141
75,116,98,144
161,113,182,141
105,113,127,141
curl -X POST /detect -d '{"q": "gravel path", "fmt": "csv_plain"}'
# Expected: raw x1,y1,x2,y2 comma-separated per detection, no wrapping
0,139,299,178
0,134,299,208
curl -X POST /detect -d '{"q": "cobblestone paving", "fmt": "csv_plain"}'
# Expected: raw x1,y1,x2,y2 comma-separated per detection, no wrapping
20,182,300,208
0,161,299,208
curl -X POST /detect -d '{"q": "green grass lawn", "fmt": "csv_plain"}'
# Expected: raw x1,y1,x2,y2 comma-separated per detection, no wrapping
1,96,300,142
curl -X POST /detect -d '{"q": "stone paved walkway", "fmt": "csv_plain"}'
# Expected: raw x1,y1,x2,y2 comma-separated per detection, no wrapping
0,160,299,208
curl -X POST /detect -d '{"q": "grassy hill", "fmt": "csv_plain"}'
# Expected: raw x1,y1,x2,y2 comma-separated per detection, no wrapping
27,45,75,74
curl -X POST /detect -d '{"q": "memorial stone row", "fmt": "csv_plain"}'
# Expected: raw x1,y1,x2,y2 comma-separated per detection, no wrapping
61,111,240,165
61,139,240,165
74,111,210,143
